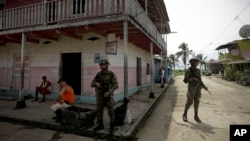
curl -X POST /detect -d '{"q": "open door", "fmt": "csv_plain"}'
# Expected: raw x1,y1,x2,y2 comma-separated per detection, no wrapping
61,53,81,95
137,57,142,86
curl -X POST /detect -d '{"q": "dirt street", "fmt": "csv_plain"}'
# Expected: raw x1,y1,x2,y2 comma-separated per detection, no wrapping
0,122,94,141
137,75,250,141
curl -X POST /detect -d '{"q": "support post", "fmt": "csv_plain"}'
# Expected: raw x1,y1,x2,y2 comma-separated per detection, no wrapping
149,42,155,98
160,51,164,88
16,32,26,109
123,20,128,99
43,0,47,25
145,0,148,15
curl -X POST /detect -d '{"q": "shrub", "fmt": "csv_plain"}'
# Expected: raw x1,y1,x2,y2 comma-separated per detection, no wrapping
225,68,234,80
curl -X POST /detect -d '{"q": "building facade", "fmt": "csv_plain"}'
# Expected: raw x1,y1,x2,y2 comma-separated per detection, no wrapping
215,39,250,84
0,0,171,103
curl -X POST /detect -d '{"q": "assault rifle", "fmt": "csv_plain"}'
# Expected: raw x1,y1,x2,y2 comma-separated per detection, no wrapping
95,74,110,98
190,69,211,95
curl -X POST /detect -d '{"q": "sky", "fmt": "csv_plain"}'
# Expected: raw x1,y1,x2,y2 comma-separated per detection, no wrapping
164,0,250,63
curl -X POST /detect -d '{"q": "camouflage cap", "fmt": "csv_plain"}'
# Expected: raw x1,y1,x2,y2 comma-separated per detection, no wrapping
99,59,110,65
189,58,200,64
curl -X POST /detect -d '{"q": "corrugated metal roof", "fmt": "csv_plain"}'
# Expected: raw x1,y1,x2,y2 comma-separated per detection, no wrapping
215,41,237,50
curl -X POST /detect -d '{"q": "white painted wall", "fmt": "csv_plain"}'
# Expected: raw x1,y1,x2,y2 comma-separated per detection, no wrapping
0,32,152,91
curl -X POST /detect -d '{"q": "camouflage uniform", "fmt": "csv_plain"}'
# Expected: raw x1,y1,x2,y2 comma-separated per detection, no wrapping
91,70,118,123
182,58,208,123
183,67,203,112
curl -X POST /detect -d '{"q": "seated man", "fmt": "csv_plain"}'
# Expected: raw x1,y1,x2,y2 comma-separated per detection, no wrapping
51,78,75,123
32,76,51,103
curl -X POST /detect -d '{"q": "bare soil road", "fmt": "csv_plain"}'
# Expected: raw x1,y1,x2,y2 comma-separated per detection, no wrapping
137,75,250,141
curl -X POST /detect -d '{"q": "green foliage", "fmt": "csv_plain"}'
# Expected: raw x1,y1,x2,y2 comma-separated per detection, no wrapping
225,68,235,80
234,71,242,81
173,70,185,76
243,68,250,74
240,73,247,82
175,42,193,70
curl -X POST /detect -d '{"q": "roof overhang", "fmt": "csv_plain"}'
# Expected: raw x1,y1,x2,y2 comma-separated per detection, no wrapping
215,41,237,50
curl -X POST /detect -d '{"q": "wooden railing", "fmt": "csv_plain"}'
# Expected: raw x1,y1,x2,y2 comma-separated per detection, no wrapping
0,0,125,29
0,3,44,29
126,0,166,49
0,0,166,49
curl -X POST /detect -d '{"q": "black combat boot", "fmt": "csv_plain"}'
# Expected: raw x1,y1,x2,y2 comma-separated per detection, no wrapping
108,122,115,141
109,122,115,134
94,119,104,131
194,111,201,123
182,110,188,122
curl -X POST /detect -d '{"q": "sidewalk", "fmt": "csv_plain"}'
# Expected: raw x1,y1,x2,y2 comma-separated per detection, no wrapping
0,83,168,140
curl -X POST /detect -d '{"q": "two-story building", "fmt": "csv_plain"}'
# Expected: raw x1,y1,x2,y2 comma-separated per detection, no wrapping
215,39,250,84
216,39,250,71
0,0,171,104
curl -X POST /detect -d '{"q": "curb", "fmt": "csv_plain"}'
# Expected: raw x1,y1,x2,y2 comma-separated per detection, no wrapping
118,84,170,139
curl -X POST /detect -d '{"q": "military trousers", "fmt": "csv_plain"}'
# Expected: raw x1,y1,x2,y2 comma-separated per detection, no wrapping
184,87,201,112
96,94,115,122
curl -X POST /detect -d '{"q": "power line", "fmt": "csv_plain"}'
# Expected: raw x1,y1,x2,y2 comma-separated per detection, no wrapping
198,2,250,53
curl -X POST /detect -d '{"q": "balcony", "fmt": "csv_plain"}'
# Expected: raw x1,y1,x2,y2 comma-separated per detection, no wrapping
0,0,125,29
0,0,166,51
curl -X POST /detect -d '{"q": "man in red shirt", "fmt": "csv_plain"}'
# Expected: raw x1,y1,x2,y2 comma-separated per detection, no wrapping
32,76,51,103
51,78,75,123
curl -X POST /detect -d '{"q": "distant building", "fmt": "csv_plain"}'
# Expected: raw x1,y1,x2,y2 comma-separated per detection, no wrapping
215,39,250,72
204,59,223,74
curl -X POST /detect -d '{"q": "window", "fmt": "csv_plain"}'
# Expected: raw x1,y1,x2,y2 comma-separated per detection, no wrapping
73,0,85,14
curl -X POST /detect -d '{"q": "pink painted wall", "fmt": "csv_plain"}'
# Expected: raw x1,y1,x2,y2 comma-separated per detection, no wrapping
29,67,59,93
82,66,147,94
1,64,148,96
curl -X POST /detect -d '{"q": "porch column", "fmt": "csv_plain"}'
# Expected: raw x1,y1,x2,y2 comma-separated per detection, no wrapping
16,32,26,109
123,20,128,98
149,42,155,98
145,0,148,15
43,0,47,25
160,51,165,87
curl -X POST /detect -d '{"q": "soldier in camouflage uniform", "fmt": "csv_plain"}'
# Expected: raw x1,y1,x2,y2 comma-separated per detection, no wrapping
91,59,118,133
182,58,208,123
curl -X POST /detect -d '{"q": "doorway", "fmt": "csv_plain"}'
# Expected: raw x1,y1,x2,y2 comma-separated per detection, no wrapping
137,57,142,86
61,53,81,95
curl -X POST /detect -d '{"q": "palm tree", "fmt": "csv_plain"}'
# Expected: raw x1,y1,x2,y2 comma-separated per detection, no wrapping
168,54,179,71
196,54,207,70
176,43,193,70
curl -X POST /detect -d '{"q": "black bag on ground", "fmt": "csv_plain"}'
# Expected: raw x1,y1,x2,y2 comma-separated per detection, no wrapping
62,105,96,128
114,98,129,126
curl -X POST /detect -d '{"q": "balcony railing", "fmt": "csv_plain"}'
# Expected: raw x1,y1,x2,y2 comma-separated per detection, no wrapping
0,0,125,29
0,0,166,49
219,53,242,62
126,0,166,49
